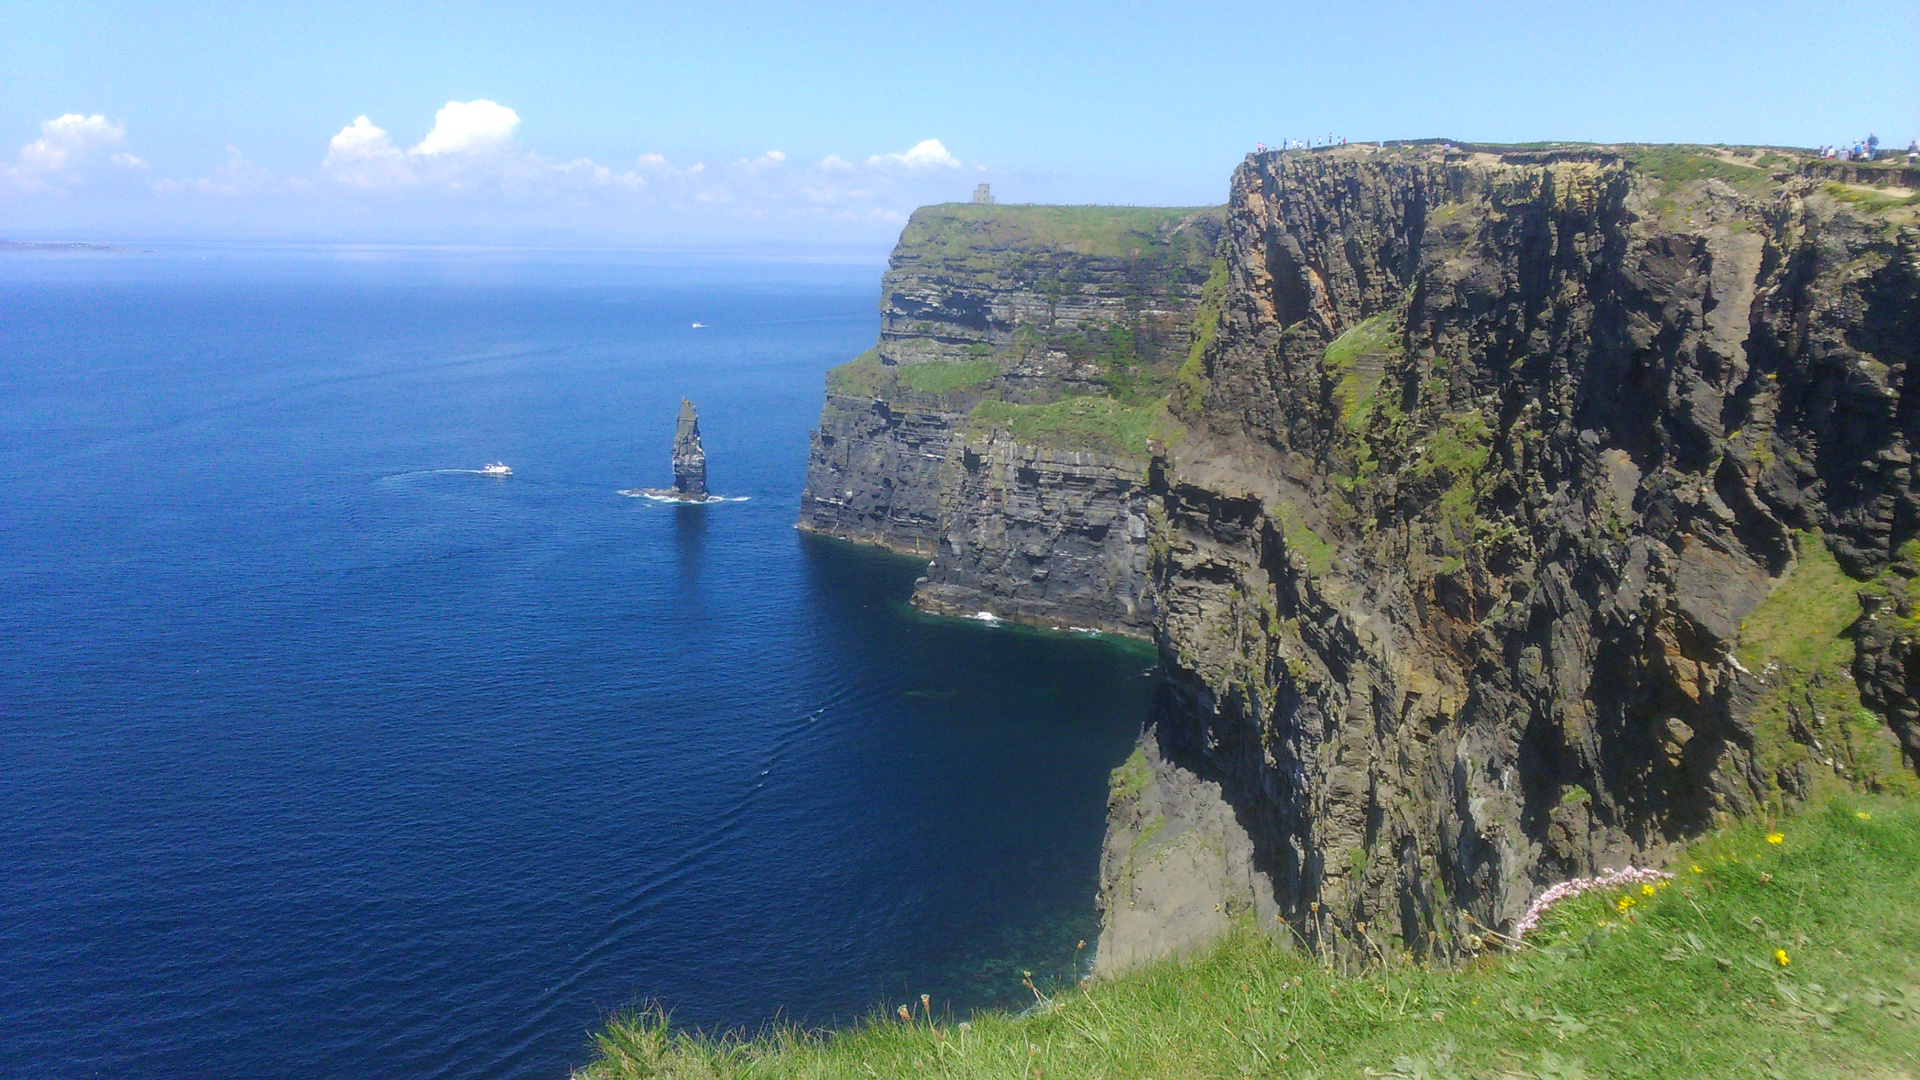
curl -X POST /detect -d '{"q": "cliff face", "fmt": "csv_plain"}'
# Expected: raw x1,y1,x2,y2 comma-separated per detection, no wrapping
799,203,1224,633
1099,145,1920,967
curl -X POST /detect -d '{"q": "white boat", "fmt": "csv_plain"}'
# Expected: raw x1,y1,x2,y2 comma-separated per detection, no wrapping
482,462,512,476
690,322,705,328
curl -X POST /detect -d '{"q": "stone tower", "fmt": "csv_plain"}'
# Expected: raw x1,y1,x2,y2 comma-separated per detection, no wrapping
972,183,994,204
671,398,707,496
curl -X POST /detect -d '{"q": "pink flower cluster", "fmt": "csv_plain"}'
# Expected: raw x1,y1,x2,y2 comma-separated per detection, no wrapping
1512,865,1675,940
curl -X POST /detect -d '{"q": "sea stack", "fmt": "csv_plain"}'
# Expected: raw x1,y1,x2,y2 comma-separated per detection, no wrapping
671,398,707,497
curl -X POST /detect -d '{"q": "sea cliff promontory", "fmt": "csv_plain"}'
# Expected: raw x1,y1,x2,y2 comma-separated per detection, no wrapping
798,203,1224,634
799,143,1920,972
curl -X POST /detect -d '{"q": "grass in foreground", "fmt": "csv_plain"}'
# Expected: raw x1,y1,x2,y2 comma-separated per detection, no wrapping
579,795,1920,1079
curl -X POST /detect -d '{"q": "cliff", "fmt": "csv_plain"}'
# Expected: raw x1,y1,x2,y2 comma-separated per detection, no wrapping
1101,143,1920,968
798,148,1920,972
799,203,1225,633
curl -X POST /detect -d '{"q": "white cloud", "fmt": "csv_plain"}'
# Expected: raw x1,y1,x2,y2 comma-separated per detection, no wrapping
326,116,398,163
866,139,961,170
816,154,854,171
411,100,519,156
3,113,134,193
322,116,410,188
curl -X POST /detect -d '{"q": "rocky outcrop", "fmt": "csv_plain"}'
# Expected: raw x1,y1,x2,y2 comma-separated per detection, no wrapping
1100,143,1920,967
1095,738,1278,972
672,399,707,497
799,203,1225,633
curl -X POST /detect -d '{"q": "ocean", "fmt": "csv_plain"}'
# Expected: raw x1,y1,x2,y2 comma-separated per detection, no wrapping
0,245,1152,1079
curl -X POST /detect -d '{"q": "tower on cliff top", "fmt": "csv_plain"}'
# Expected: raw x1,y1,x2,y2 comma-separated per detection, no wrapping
972,183,994,204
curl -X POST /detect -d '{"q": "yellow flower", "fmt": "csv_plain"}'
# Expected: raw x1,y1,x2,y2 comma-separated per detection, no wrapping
1856,811,1872,821
1615,895,1636,913
1641,883,1657,896
1690,864,1703,874
1766,833,1784,845
1774,949,1790,967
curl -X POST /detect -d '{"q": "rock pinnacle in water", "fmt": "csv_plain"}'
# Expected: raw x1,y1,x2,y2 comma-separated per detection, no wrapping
672,398,707,497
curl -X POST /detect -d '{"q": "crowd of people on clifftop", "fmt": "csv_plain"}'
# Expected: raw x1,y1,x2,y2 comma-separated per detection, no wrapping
1816,134,1890,161
1253,135,1351,153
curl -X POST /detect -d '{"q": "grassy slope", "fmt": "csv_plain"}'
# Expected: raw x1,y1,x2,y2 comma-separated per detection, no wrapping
580,794,1920,1079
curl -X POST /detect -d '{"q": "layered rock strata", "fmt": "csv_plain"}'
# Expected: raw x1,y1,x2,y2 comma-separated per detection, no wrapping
672,399,707,497
800,203,1224,633
1100,143,1920,969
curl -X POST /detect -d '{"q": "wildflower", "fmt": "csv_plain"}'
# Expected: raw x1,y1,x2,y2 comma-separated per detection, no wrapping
1766,833,1784,845
1615,895,1636,914
898,1005,910,1021
1856,811,1872,821
1690,864,1703,874
1641,883,1657,896
1512,866,1674,940
1775,949,1790,967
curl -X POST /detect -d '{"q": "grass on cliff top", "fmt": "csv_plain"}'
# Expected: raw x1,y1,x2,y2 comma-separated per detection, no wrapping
580,793,1920,1079
899,203,1221,262
1621,146,1777,196
966,395,1179,458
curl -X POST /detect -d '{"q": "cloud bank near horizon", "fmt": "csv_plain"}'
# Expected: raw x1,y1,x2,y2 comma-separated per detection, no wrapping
0,100,985,245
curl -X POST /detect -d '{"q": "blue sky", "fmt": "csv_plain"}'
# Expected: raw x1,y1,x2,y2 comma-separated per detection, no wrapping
3,0,1915,250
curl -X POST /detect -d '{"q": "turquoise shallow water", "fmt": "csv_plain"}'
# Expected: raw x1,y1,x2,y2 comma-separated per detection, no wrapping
0,245,1152,1079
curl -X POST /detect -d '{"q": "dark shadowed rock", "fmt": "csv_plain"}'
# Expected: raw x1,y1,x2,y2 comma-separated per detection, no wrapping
623,398,713,502
672,399,707,497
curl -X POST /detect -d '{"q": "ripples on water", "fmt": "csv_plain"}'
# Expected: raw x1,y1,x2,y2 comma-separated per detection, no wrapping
0,246,1152,1079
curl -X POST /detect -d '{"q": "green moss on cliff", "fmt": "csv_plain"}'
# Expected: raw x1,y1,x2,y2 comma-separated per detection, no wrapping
898,358,1002,394
967,395,1179,458
825,349,889,396
1323,307,1406,435
1176,258,1229,415
1738,532,1919,798
1108,748,1152,804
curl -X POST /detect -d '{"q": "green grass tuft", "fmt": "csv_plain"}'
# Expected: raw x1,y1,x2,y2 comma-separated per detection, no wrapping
1176,258,1229,414
579,793,1920,1079
967,395,1178,458
1108,748,1152,804
825,349,889,396
897,359,1002,394
1737,532,1919,798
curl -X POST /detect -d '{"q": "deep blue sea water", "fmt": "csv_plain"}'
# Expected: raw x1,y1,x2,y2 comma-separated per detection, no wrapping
0,245,1152,1079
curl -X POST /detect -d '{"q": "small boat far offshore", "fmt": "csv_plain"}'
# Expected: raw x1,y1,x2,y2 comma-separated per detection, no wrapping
482,462,512,476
